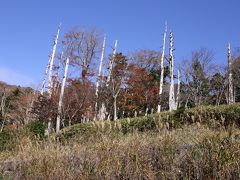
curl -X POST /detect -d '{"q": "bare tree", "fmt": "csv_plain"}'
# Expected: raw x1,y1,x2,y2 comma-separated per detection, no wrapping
181,48,216,106
109,53,127,121
62,27,101,80
169,31,176,111
53,52,63,93
38,24,61,132
48,23,61,96
210,70,227,106
106,40,118,87
24,89,36,124
158,22,167,113
228,43,234,104
56,58,70,133
41,59,51,95
95,35,106,116
40,23,61,95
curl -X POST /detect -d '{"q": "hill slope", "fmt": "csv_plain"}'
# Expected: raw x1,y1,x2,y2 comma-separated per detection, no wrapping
1,104,240,179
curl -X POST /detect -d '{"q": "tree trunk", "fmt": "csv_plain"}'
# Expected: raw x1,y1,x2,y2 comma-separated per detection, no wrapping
46,24,61,132
134,111,137,117
169,31,176,111
228,43,234,104
98,103,107,121
234,86,236,103
56,58,69,133
145,107,148,116
25,91,35,124
40,59,51,95
176,70,181,108
158,22,167,113
185,95,190,109
113,95,117,121
0,89,6,132
53,51,63,92
95,35,106,117
82,58,88,81
106,40,118,87
48,23,61,96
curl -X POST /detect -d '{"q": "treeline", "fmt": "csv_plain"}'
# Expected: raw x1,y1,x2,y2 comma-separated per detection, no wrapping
0,25,239,132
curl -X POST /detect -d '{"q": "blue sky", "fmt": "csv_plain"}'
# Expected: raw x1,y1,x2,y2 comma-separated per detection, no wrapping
0,0,239,86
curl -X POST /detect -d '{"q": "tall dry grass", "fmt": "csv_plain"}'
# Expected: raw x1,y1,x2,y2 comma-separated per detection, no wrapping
1,124,240,179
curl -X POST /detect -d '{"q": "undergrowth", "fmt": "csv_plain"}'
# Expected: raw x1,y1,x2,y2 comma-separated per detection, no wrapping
1,104,240,179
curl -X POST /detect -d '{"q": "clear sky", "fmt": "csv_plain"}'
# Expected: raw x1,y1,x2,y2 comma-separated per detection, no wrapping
0,0,239,86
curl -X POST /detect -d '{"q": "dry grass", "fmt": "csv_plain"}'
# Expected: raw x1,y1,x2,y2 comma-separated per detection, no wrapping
1,124,240,179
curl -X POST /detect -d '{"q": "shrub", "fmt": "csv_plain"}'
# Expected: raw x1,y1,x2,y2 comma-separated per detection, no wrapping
0,129,17,151
60,113,182,140
182,103,240,127
58,123,97,142
57,103,240,142
25,121,47,139
121,116,156,134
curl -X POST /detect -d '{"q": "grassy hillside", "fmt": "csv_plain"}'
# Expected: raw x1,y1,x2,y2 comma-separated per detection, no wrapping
1,104,240,179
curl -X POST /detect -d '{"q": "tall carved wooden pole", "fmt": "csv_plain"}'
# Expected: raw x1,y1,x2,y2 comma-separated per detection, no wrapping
106,40,118,87
157,22,167,113
169,31,176,111
56,58,69,133
95,35,106,115
228,43,234,104
48,23,61,96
